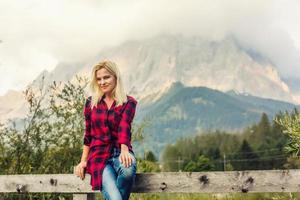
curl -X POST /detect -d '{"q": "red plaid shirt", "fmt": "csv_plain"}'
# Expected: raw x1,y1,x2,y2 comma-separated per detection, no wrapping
83,95,137,190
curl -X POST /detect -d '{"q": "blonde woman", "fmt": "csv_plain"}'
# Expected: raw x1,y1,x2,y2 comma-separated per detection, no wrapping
75,60,137,200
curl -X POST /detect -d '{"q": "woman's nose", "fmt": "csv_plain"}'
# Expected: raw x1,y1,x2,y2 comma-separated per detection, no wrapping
99,79,104,85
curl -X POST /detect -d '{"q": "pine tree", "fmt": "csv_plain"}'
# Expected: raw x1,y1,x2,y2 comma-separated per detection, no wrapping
232,140,260,170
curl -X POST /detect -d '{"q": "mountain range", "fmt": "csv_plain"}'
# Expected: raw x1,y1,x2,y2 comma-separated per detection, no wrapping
133,81,299,159
0,34,299,158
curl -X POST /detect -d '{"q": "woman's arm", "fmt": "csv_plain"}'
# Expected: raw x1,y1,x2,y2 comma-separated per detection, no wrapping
117,99,137,146
75,145,90,180
118,98,137,167
81,145,90,162
75,98,92,179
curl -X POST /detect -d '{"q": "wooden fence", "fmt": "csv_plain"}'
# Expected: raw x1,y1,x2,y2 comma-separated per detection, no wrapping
1,169,300,200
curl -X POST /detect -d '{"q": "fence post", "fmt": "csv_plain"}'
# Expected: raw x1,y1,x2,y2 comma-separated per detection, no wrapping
73,193,95,200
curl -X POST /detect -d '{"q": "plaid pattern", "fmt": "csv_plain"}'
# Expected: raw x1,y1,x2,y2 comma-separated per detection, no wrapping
83,95,137,190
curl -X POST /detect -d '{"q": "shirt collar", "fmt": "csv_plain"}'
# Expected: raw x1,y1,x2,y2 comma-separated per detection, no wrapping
100,94,105,102
100,94,116,107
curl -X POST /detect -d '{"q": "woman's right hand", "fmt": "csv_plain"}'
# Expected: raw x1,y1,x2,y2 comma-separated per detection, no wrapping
75,161,87,180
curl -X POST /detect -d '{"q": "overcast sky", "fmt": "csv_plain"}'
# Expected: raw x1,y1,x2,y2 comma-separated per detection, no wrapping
0,0,300,96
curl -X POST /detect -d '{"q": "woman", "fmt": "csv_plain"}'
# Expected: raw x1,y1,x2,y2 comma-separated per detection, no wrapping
75,60,137,200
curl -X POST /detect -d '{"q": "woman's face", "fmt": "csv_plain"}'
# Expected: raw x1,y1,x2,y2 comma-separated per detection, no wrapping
96,68,117,96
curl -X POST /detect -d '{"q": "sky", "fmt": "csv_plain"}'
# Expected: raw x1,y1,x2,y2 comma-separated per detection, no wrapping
0,0,300,96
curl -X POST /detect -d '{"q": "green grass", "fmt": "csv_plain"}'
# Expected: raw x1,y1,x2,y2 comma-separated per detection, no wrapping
128,193,300,200
2,192,300,200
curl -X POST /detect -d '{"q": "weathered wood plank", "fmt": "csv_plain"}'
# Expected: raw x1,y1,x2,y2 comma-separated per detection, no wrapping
132,170,300,193
1,170,300,193
0,174,94,193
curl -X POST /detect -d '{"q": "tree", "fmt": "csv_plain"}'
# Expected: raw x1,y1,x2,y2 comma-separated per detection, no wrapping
1,75,148,199
183,155,214,172
137,159,160,173
162,144,181,171
246,113,271,149
275,109,300,158
145,150,157,162
231,140,260,170
275,108,300,169
207,147,222,170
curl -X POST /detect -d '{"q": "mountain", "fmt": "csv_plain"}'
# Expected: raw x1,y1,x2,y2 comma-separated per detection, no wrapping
0,34,298,127
282,77,300,103
0,90,27,123
30,62,85,88
1,34,299,159
87,34,294,104
132,81,300,159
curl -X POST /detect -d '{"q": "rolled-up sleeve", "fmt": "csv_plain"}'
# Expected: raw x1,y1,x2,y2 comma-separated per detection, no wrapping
117,98,137,146
83,97,92,146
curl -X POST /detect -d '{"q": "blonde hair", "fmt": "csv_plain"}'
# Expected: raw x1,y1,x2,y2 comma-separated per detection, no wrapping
89,60,127,108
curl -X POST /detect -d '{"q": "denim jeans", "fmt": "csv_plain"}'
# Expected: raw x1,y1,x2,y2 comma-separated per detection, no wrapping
101,147,137,200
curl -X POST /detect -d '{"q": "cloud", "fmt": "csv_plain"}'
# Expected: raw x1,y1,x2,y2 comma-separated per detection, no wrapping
0,0,299,95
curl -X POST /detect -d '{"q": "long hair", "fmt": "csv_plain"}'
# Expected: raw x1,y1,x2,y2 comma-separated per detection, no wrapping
89,60,127,108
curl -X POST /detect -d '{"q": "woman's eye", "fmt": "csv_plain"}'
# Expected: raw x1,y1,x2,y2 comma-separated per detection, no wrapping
97,76,110,81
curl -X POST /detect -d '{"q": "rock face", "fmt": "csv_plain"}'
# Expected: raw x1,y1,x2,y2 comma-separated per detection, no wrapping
86,35,292,103
0,90,27,123
0,34,297,123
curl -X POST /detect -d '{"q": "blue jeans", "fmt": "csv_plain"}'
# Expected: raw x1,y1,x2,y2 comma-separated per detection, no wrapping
101,148,137,200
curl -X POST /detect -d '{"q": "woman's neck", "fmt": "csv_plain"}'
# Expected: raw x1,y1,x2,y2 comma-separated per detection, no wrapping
104,93,114,101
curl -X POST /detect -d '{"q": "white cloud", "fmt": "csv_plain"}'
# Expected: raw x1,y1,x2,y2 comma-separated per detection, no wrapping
0,0,299,95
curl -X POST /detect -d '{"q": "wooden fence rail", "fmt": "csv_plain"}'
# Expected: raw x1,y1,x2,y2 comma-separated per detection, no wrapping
1,169,300,200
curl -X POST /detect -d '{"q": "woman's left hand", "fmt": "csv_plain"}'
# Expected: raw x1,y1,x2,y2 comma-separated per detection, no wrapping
119,145,133,168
